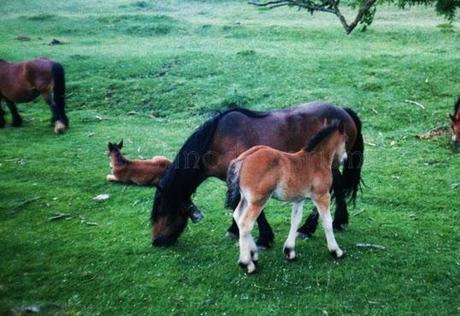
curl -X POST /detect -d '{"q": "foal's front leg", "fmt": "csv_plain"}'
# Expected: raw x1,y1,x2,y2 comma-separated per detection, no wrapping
312,193,344,259
283,200,304,260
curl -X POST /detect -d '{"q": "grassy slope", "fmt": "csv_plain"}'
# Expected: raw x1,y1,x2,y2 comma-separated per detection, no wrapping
0,0,459,314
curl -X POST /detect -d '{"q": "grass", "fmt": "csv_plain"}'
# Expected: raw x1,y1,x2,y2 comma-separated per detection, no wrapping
1,0,459,314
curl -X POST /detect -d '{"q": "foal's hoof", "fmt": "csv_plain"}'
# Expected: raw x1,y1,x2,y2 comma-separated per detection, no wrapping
330,249,346,259
283,247,296,261
239,261,257,274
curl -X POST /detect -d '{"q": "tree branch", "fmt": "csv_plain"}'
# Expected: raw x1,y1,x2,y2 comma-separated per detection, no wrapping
249,0,379,34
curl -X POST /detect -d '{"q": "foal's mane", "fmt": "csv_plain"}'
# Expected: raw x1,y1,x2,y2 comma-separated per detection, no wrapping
157,107,268,200
304,122,340,152
454,97,460,114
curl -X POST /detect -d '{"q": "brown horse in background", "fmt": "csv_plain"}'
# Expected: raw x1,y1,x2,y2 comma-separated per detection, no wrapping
227,121,347,273
449,97,460,143
0,58,69,134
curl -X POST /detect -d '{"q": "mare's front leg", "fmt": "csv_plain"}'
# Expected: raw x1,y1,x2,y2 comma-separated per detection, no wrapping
312,193,344,259
5,101,22,127
283,200,304,260
226,210,274,249
43,93,66,134
331,168,348,230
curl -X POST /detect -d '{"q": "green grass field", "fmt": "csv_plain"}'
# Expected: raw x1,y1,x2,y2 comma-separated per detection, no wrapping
1,0,459,314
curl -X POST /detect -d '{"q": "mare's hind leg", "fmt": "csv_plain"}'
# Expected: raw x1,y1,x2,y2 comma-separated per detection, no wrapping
43,93,67,133
312,193,344,259
283,200,304,260
226,210,275,249
331,168,349,230
6,101,22,127
297,207,319,239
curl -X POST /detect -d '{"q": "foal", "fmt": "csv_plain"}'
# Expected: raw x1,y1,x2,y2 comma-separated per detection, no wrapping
107,140,171,186
449,97,460,144
0,58,68,134
227,122,347,273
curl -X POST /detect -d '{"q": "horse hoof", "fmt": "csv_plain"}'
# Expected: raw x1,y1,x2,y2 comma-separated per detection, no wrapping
54,121,66,134
330,249,346,259
225,231,238,240
189,210,204,223
297,232,311,240
283,247,296,261
12,120,22,127
256,238,273,250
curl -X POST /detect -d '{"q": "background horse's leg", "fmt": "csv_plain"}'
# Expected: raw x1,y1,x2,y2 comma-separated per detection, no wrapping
331,168,349,230
0,99,5,128
43,93,66,134
5,101,22,127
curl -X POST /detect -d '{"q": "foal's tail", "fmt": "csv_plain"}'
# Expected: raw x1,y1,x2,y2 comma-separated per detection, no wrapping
51,62,68,126
225,159,243,210
342,108,364,204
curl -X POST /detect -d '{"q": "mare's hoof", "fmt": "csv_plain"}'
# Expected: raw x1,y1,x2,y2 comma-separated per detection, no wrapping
225,231,238,240
189,210,204,223
333,221,348,231
297,231,312,240
54,121,66,134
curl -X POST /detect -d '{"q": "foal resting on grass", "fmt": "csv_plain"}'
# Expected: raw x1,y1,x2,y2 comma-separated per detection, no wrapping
0,58,68,134
107,140,172,186
226,122,347,273
449,97,460,144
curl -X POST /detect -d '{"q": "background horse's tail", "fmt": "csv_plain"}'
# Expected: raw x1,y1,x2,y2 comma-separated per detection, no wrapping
51,62,68,126
225,159,242,210
342,108,364,204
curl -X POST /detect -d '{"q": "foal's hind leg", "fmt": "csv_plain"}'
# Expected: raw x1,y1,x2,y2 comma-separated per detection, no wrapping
283,200,304,261
235,202,261,274
227,209,275,249
312,193,344,259
5,101,22,127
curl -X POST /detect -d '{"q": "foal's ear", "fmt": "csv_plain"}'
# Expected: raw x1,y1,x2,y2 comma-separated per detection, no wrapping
118,139,123,149
108,142,114,151
338,121,345,134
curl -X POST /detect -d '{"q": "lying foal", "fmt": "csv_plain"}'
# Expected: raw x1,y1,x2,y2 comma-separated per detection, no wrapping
107,140,171,186
449,97,460,144
226,122,348,273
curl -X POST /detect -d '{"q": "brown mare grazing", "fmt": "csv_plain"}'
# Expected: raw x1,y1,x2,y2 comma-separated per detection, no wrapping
151,102,364,248
107,140,172,186
0,58,68,133
227,122,347,273
449,97,460,143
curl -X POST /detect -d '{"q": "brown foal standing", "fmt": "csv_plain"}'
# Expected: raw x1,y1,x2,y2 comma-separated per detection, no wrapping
226,122,348,273
107,140,171,186
0,58,68,133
